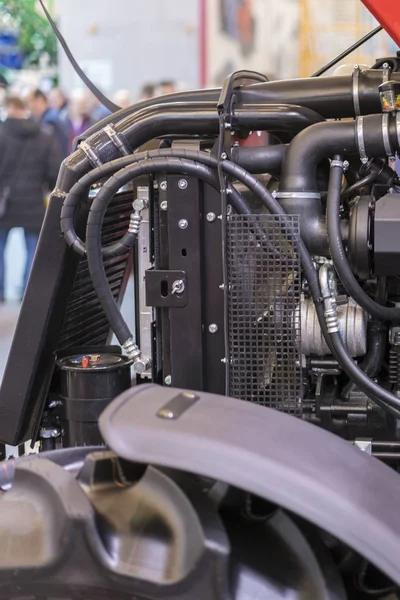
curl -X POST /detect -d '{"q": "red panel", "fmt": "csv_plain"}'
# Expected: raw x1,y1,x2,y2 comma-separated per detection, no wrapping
361,0,400,46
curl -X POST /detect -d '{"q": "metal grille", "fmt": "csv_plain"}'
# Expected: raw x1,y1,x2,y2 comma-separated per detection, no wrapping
227,214,302,414
58,191,132,350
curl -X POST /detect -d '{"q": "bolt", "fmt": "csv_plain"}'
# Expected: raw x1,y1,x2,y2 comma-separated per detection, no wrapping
178,179,188,190
160,200,168,211
171,279,185,295
221,152,227,159
206,212,216,223
164,375,172,386
343,160,349,171
219,283,225,290
224,122,232,129
51,429,60,438
209,323,218,334
133,197,148,212
160,180,167,191
383,62,390,69
178,219,188,229
221,357,228,364
133,357,151,375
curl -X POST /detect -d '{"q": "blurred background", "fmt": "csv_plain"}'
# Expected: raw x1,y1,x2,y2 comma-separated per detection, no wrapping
0,0,397,377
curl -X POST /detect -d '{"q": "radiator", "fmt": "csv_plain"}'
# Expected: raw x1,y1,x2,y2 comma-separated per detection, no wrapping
227,213,302,414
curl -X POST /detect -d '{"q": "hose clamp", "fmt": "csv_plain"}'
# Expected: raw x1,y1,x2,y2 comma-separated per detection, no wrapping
356,116,368,164
80,140,103,168
275,191,321,200
103,124,132,156
330,159,343,168
382,113,394,158
352,65,361,117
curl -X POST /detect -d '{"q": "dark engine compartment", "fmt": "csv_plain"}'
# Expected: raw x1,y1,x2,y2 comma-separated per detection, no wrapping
1,30,400,598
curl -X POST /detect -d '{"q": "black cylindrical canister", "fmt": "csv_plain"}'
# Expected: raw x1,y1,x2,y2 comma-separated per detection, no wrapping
57,353,132,447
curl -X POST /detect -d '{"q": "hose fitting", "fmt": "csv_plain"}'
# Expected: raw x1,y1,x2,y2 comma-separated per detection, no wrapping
319,263,340,334
122,337,152,374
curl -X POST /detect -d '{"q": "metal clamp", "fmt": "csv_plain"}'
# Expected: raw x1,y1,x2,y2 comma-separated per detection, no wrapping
80,140,103,168
352,65,361,117
319,263,339,334
382,113,394,158
103,124,132,157
330,158,343,168
356,116,368,164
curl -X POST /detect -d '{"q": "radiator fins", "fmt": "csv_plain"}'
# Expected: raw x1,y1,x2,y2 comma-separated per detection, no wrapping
226,213,302,415
58,191,132,350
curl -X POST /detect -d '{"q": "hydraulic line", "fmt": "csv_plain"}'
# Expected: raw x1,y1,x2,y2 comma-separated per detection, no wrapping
81,151,400,418
326,156,400,321
61,149,254,257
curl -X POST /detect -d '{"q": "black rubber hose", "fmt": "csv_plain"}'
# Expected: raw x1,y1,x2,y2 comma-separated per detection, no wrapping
342,320,387,399
61,149,250,257
326,157,400,321
342,170,378,200
231,144,287,174
84,152,400,417
85,155,325,352
280,114,398,193
330,331,400,417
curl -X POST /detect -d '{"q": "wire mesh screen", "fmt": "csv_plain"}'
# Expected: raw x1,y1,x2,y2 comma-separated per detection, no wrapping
227,214,302,414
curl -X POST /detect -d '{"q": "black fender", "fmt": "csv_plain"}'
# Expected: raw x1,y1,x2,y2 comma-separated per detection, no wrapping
100,383,400,585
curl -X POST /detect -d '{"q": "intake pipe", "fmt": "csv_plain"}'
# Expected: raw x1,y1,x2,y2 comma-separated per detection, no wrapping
56,103,324,192
277,113,400,254
82,68,399,139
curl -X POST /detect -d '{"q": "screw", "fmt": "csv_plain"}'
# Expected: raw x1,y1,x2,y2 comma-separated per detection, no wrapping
160,200,168,211
178,219,188,229
178,179,188,190
209,323,218,334
206,212,216,223
219,283,225,290
160,180,167,191
383,62,390,69
164,375,172,386
221,152,227,159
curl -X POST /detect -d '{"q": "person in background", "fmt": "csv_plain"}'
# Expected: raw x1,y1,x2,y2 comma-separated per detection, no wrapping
69,89,95,138
159,80,176,95
48,86,74,152
27,88,70,157
139,83,155,101
112,89,131,109
90,94,111,123
0,96,62,301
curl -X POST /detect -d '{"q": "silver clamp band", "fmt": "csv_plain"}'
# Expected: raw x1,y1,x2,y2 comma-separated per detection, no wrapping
275,191,321,200
103,124,131,156
382,113,393,157
356,116,368,164
80,140,103,168
382,64,392,84
352,65,361,117
331,159,343,168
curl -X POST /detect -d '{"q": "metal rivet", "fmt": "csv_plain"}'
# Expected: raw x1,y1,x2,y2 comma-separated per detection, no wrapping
178,179,188,190
206,212,216,223
164,375,172,386
178,219,188,229
160,180,167,191
209,323,218,334
160,200,168,211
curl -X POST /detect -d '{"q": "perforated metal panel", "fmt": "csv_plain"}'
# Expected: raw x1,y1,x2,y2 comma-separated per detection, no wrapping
227,214,302,414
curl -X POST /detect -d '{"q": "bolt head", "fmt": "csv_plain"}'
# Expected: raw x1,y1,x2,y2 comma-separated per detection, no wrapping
134,357,151,375
221,152,228,160
208,323,218,334
178,219,188,229
206,212,216,223
160,180,167,191
383,62,390,69
164,375,172,386
133,198,147,211
178,179,188,190
160,200,168,211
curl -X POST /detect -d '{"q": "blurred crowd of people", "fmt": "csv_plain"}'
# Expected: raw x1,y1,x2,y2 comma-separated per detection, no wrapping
0,80,177,302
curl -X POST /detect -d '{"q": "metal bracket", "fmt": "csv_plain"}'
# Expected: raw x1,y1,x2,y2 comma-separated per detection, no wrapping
145,270,187,307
